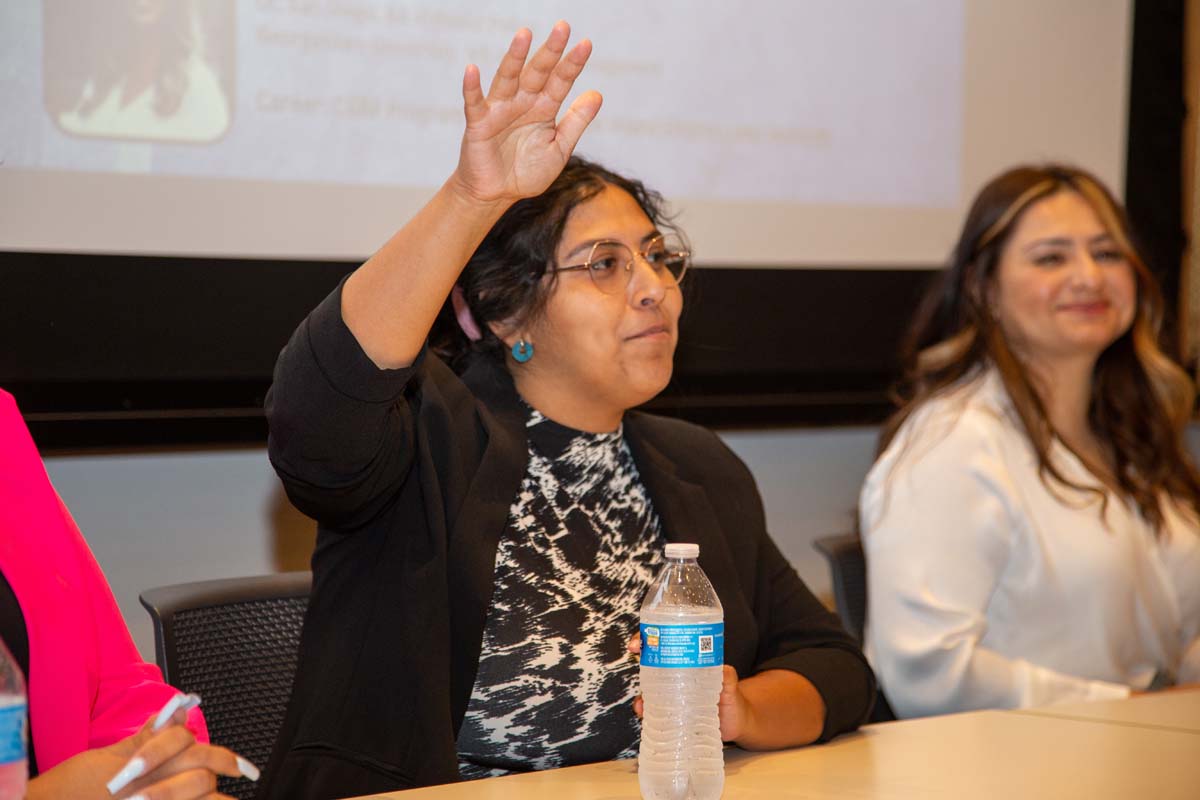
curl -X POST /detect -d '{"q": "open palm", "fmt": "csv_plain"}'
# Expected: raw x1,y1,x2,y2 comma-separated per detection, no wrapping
454,21,602,204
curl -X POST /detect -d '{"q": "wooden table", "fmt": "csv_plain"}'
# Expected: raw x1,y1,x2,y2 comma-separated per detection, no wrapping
1014,687,1200,733
346,692,1200,799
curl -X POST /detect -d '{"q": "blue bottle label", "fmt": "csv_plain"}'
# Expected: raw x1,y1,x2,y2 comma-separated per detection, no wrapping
640,622,724,668
0,703,26,764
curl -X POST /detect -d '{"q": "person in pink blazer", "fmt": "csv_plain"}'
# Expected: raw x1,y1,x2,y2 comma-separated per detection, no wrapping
0,389,257,799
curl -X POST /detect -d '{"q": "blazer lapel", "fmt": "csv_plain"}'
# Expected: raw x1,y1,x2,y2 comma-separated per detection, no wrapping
442,355,528,729
624,416,740,593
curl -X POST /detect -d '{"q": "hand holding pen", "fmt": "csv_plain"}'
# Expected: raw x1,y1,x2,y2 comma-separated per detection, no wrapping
26,693,259,800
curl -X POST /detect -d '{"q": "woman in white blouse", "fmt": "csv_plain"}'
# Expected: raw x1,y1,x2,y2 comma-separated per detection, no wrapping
860,164,1200,718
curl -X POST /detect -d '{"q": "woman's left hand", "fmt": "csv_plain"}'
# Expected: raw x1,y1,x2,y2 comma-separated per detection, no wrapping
628,632,827,749
627,634,749,742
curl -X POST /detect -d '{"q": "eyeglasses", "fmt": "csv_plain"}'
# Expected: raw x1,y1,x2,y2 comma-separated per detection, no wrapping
552,234,690,295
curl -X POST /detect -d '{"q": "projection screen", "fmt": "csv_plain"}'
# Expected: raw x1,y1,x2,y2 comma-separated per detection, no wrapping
0,0,1131,267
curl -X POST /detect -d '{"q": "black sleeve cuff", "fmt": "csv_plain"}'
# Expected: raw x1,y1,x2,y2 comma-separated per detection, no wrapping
306,278,424,404
757,645,877,741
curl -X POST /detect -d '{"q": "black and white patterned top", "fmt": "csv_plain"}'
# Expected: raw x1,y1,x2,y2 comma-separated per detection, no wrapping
455,407,665,779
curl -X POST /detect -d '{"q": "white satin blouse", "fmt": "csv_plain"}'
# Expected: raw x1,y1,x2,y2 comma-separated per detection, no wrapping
860,369,1200,718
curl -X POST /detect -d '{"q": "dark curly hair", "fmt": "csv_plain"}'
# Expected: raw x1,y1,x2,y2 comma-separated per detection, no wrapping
430,156,677,368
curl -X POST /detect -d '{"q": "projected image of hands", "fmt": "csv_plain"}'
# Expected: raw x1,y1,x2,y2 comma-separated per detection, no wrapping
10,0,963,208
43,0,235,145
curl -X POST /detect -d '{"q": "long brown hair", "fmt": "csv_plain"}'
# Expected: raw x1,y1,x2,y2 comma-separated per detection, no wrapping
881,164,1200,530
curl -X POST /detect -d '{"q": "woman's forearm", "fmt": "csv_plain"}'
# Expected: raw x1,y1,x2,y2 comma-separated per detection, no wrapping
342,177,510,370
734,668,826,750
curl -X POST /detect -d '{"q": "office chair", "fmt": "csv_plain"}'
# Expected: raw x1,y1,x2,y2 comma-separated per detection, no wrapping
813,532,868,643
140,572,311,800
812,533,895,722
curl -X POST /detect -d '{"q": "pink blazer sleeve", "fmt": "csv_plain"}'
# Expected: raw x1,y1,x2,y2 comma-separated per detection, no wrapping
0,391,207,771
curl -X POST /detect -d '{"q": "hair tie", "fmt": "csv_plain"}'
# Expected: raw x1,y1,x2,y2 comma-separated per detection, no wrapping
450,285,483,342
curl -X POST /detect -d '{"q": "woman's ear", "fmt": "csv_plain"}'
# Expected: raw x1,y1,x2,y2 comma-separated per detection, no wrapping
488,319,521,349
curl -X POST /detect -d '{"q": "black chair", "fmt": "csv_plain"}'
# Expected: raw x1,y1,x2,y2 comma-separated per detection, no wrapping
140,572,311,800
812,533,895,722
813,533,868,644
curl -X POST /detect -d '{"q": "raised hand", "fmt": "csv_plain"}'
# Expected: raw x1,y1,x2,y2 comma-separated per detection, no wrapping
341,20,602,369
452,21,602,205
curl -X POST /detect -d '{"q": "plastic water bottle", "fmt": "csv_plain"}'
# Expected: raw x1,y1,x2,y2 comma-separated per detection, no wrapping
638,542,724,800
0,637,27,800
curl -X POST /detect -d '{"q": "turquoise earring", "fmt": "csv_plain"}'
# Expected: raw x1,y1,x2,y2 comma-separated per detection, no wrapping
511,340,534,363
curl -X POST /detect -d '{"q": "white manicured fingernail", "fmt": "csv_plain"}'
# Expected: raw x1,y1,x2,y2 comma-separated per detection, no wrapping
153,694,186,730
152,692,202,731
237,756,261,781
106,756,146,794
127,795,148,800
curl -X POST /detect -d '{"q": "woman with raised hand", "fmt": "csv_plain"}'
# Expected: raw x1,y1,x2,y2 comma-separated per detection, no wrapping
861,164,1200,719
262,21,874,800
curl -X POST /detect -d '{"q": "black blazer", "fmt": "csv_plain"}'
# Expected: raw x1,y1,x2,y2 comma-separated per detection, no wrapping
258,285,875,800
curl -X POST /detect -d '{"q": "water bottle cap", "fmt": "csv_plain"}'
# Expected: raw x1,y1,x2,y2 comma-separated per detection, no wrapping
664,543,700,559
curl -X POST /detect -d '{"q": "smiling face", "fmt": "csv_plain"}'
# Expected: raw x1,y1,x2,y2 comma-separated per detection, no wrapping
505,184,683,431
990,189,1137,369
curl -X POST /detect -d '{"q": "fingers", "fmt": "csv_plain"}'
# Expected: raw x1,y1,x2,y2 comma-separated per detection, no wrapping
462,64,486,125
518,20,571,96
464,22,598,146
120,767,216,800
454,21,597,199
153,693,202,732
541,38,593,106
139,744,250,786
720,665,740,698
108,728,251,796
124,692,200,751
554,90,603,159
633,695,644,719
718,666,741,709
485,27,533,101
107,726,195,795
121,745,258,800
717,666,743,743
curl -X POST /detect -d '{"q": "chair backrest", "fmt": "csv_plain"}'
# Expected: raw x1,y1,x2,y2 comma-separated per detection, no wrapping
812,534,896,723
140,572,311,800
812,533,867,644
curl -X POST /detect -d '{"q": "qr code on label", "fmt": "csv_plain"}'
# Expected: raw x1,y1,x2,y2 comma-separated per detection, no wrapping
699,635,714,654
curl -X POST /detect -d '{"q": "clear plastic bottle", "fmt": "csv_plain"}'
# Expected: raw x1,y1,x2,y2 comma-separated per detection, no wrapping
638,542,724,800
0,636,27,800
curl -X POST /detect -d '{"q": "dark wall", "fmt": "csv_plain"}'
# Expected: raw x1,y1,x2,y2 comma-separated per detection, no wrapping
1125,0,1187,358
